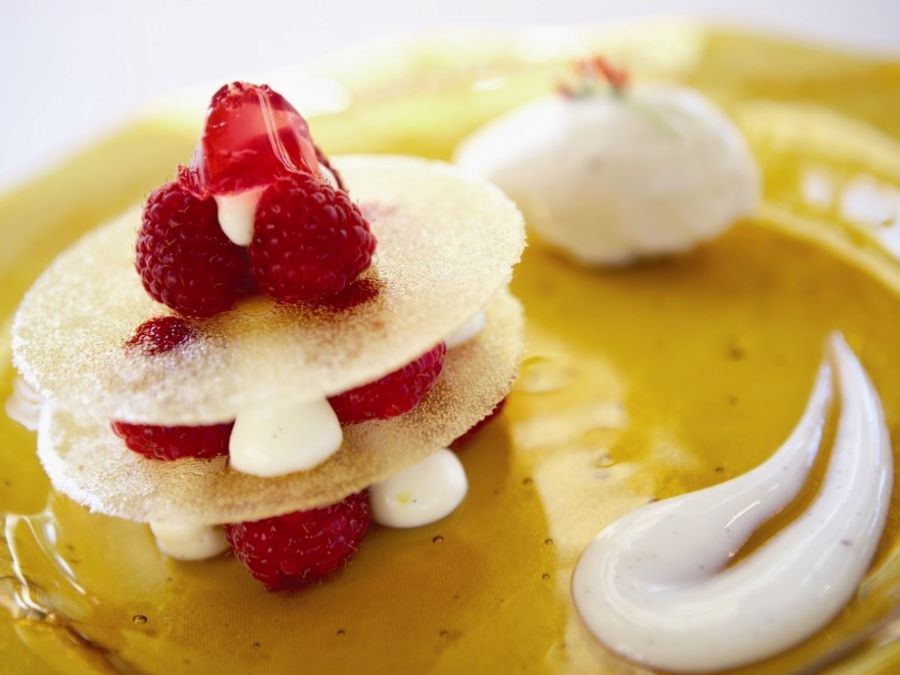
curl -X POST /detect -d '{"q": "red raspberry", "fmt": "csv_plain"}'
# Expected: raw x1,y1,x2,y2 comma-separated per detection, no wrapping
249,173,376,303
136,181,251,318
179,82,320,198
111,421,233,461
125,316,194,355
225,492,371,591
329,343,446,424
320,277,382,312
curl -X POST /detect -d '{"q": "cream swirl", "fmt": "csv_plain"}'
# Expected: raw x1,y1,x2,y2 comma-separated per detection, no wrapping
572,333,892,672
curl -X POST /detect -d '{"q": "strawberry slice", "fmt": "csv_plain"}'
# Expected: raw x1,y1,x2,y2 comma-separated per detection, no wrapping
179,82,320,197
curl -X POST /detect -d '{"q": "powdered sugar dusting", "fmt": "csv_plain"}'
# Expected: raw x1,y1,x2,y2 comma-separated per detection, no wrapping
13,156,525,425
36,291,523,524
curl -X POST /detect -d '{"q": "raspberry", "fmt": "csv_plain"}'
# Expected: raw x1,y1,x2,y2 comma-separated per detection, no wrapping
111,421,233,461
452,397,508,448
225,491,371,591
320,277,382,312
329,343,446,424
179,82,320,198
249,173,377,303
136,181,251,318
125,316,194,355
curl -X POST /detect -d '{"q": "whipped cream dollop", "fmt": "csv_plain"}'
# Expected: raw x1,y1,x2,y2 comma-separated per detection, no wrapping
212,163,342,247
229,398,343,477
572,334,892,672
214,188,265,246
370,448,468,528
225,310,488,478
5,376,43,432
149,520,229,560
455,84,759,266
444,310,487,349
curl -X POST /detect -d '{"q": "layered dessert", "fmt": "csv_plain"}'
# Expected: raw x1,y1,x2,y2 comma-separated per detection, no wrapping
10,83,525,590
1,27,899,675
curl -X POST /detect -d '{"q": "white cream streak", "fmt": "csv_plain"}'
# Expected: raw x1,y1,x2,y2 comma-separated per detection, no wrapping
572,333,893,672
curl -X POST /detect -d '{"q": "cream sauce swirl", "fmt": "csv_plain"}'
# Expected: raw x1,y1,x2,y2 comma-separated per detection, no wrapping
572,334,893,672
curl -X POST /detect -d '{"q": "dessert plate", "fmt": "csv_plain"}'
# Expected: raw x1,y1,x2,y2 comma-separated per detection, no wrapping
2,22,899,674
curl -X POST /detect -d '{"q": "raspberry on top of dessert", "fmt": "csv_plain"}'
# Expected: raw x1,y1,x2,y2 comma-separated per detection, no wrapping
180,82,321,197
139,83,376,317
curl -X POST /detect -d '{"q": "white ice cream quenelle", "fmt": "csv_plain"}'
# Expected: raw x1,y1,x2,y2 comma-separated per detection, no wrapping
455,83,760,265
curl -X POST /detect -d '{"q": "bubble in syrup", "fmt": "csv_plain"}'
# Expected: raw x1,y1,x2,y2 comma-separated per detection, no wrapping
592,453,615,468
517,355,574,394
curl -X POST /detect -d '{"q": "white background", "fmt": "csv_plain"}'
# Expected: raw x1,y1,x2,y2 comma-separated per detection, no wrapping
3,0,898,190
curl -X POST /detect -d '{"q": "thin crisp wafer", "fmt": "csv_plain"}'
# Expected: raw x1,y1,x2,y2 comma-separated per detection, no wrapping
14,156,525,425
37,291,522,525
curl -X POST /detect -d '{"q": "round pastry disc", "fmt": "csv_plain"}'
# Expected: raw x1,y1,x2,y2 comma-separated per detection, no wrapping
37,291,523,525
13,156,525,425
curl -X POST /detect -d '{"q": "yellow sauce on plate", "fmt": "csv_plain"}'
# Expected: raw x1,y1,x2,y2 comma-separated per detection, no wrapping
1,24,899,674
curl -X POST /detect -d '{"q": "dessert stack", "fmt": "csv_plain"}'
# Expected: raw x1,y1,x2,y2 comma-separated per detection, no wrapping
12,83,525,590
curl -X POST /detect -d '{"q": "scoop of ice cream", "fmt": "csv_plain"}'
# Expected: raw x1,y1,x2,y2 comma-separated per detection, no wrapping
454,84,760,265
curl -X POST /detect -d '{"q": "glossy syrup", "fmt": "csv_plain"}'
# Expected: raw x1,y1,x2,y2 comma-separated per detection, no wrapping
3,218,900,673
3,29,900,674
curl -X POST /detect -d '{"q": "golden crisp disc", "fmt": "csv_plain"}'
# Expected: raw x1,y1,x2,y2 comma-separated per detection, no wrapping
36,290,523,525
13,155,525,425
